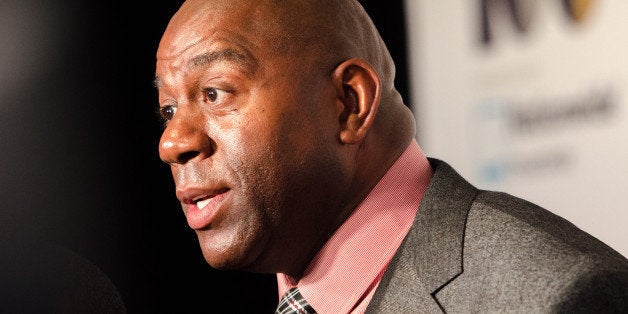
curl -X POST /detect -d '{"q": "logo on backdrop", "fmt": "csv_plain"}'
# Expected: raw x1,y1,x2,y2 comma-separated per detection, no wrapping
563,0,595,23
480,0,596,45
469,87,615,185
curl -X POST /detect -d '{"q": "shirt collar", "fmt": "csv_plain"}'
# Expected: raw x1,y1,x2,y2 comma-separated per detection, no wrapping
277,139,432,313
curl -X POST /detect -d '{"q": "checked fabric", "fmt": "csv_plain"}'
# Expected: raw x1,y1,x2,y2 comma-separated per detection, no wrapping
275,287,317,314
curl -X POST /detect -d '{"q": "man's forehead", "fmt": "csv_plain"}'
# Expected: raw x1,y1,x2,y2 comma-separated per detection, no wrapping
157,0,362,76
174,0,282,27
158,0,283,58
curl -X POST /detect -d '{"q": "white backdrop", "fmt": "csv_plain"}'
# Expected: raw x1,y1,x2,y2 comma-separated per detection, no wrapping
404,0,628,257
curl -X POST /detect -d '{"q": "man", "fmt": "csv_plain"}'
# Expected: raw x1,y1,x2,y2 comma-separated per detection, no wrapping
155,0,628,312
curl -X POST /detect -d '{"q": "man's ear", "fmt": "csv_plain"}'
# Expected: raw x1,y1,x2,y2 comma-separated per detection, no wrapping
332,58,381,144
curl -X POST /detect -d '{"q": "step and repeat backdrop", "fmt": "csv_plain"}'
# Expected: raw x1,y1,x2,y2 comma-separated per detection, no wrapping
405,0,628,257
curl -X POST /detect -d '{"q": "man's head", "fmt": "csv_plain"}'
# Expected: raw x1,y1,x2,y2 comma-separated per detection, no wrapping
155,0,415,279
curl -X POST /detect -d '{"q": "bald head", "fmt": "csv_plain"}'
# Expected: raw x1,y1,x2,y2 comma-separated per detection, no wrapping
159,0,404,108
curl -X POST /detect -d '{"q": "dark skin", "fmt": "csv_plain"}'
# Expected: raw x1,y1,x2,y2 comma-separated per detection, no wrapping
156,0,415,280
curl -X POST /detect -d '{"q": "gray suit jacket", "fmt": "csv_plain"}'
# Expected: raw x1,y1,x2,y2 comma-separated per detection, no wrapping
366,159,628,313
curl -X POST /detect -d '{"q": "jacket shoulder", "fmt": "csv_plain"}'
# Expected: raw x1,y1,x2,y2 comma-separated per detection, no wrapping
438,189,628,312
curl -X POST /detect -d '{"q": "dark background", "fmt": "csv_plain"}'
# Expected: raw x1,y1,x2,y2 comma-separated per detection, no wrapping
0,1,408,313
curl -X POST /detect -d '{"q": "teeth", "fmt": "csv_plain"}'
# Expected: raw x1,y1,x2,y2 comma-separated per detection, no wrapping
196,197,213,210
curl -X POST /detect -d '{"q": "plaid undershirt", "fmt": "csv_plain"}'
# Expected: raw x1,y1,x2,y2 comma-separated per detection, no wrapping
275,287,317,314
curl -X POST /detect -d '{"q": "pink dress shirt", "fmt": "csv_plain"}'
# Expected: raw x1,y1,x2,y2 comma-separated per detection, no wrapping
277,139,433,313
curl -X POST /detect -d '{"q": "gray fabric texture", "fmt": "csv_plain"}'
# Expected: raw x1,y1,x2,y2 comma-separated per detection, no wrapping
365,159,628,314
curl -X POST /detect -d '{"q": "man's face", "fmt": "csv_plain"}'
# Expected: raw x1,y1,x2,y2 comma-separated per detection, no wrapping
155,1,347,273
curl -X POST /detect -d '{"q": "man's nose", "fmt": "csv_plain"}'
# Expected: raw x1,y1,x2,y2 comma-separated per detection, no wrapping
159,113,213,165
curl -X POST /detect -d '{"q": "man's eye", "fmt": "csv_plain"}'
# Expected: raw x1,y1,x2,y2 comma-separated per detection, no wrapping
159,105,177,121
203,87,224,103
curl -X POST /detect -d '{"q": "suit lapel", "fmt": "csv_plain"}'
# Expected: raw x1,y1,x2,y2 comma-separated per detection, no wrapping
366,159,478,313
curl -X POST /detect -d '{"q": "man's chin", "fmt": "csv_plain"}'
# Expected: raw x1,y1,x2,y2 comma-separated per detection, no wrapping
195,224,270,272
202,251,243,270
198,240,260,272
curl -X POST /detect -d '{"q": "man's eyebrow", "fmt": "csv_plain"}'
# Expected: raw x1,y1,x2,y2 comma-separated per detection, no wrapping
187,49,258,74
153,49,258,89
